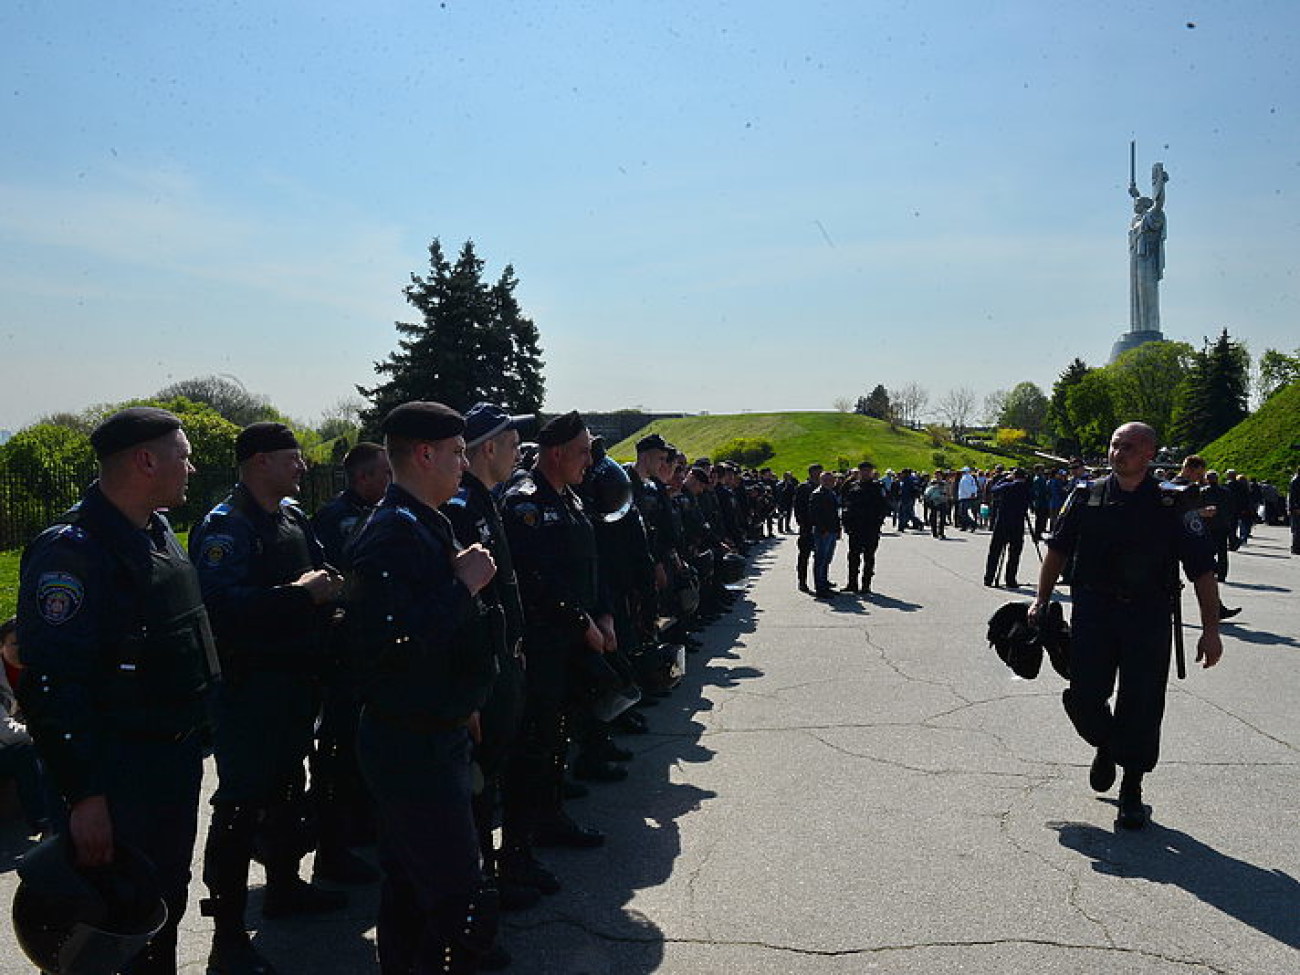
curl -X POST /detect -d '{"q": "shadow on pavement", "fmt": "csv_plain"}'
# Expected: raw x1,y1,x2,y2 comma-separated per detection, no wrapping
1216,624,1300,650
496,581,761,973
1052,820,1300,951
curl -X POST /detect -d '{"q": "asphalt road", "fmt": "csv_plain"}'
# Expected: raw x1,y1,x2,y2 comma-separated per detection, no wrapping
3,522,1297,974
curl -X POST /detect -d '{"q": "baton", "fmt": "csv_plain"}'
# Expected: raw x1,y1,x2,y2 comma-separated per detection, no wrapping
1172,582,1187,680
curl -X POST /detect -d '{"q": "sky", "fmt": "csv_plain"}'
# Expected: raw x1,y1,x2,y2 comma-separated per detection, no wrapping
1,1,1297,432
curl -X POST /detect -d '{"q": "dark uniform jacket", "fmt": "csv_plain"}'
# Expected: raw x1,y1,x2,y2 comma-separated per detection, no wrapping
311,488,374,569
1048,475,1214,601
443,471,525,658
190,483,330,672
501,470,605,651
809,486,841,534
346,483,499,727
841,479,889,534
17,483,217,803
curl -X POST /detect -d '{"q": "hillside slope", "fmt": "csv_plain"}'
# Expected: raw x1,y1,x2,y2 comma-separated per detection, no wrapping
607,412,1006,474
1201,382,1300,486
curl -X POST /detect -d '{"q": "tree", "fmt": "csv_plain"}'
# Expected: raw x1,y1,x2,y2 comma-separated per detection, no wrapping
853,395,869,415
714,437,775,466
155,375,275,427
1046,357,1089,455
1104,340,1196,442
982,389,1008,427
1064,369,1117,457
116,397,242,472
1169,329,1250,450
997,382,1049,441
831,397,852,413
359,239,546,430
935,386,976,439
1257,347,1300,402
889,382,929,428
860,385,891,420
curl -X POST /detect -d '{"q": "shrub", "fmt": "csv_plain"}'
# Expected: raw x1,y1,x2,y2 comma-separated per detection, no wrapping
714,437,775,467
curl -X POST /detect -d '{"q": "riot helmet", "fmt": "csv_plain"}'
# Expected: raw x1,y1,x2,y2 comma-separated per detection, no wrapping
581,452,633,523
12,834,167,975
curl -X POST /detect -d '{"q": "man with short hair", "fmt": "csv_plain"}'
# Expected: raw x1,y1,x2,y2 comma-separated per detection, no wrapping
808,470,842,598
1031,422,1223,830
346,401,501,974
193,422,347,975
984,468,1031,588
18,407,218,975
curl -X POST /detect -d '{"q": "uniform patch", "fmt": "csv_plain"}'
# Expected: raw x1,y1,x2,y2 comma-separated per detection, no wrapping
542,508,561,524
199,534,236,567
514,502,540,527
1183,510,1206,536
37,571,84,625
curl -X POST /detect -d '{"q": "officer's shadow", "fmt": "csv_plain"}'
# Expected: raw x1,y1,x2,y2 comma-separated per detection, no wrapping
860,591,922,613
1052,820,1300,951
244,865,381,974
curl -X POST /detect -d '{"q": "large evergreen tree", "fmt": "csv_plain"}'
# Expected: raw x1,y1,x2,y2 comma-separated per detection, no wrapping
861,384,891,420
358,239,546,429
1046,357,1089,455
1169,329,1249,450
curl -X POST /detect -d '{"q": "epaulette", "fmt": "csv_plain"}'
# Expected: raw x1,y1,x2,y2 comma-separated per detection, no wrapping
447,488,469,508
52,524,90,544
395,506,418,523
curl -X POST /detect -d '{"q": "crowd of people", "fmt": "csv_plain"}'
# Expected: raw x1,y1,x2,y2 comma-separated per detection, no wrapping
3,405,1297,975
4,405,781,975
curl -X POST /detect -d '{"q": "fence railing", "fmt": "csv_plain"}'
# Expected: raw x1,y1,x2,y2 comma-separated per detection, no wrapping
0,464,346,550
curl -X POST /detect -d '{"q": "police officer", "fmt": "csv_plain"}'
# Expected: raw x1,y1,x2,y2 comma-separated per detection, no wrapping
841,462,889,594
792,464,823,592
308,441,391,886
501,411,613,851
346,401,501,974
984,468,1031,588
440,404,546,921
192,422,346,975
17,407,219,975
1030,422,1223,830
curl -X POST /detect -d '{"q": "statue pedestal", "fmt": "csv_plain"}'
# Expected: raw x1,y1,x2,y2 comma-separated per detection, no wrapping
1110,329,1165,363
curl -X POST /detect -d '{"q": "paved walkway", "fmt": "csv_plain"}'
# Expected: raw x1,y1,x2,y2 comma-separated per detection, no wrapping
3,524,1297,974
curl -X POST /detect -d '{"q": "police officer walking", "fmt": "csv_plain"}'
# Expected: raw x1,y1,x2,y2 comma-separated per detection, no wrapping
1030,422,1223,830
346,402,501,974
17,407,219,975
984,468,1031,588
192,422,347,975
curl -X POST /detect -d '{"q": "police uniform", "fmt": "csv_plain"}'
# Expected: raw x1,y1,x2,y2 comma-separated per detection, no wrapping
500,413,608,848
348,470,501,974
192,425,345,974
1048,474,1214,782
17,409,218,975
442,470,530,886
841,473,888,593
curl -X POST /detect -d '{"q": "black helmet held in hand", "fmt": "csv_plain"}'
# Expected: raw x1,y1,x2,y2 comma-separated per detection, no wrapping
986,602,1043,680
12,834,167,975
581,453,634,523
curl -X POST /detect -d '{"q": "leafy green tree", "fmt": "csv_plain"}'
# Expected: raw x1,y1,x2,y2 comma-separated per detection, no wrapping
1169,329,1250,450
714,437,775,466
114,397,241,471
1047,357,1089,455
997,382,1049,441
1064,369,1117,456
1104,340,1196,441
155,375,276,427
1257,347,1300,402
359,239,546,431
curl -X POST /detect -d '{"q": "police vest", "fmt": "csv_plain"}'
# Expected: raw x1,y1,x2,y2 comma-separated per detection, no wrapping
58,506,219,738
1066,476,1183,600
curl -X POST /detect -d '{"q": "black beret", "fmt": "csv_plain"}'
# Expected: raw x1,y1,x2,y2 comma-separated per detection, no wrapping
90,407,183,459
235,422,301,462
381,401,465,443
636,432,669,453
536,411,586,447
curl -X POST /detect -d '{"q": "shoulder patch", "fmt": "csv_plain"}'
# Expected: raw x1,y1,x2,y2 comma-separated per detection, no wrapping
447,489,469,508
53,524,89,543
513,502,541,527
37,571,84,625
199,534,237,567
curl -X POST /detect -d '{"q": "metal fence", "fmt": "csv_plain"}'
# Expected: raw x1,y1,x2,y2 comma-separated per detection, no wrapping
0,464,346,550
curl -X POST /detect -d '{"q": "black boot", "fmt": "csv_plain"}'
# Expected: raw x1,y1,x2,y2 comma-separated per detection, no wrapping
1115,770,1148,830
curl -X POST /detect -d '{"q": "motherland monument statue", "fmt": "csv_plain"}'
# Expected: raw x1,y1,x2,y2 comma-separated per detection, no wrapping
1110,141,1169,362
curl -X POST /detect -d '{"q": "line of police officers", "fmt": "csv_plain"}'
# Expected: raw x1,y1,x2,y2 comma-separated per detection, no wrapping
13,403,761,975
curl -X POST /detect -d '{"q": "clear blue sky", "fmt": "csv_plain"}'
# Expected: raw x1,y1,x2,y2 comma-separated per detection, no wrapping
2,1,1296,431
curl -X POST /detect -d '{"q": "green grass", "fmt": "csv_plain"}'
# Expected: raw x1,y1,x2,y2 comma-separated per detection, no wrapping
0,548,18,622
1201,381,1300,486
606,411,1008,474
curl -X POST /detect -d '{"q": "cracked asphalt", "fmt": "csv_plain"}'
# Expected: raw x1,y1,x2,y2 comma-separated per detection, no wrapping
3,524,1297,974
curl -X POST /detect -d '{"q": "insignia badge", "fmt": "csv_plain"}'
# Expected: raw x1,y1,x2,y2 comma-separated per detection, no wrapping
542,508,561,524
200,534,236,567
1183,510,1205,536
477,522,492,545
37,571,84,625
516,503,540,527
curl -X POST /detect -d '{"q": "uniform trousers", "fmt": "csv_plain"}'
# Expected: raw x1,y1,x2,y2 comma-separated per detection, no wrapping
1062,591,1172,775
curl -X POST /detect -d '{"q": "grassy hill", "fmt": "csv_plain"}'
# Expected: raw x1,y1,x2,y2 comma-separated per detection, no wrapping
607,412,1007,474
1201,381,1300,486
